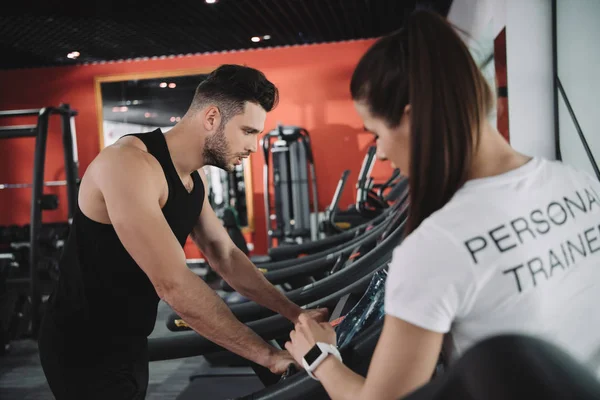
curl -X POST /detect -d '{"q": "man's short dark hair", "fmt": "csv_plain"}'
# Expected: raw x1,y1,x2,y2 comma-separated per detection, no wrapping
189,64,279,123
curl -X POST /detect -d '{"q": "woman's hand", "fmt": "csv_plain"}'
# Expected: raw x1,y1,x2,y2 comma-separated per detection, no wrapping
285,313,337,367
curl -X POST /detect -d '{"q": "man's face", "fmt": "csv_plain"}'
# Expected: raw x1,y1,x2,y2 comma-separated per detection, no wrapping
203,102,266,172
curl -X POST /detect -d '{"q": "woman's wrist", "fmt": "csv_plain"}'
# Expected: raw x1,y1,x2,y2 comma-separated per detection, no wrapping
314,354,343,380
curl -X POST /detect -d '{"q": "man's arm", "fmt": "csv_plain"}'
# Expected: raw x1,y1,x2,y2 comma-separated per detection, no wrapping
92,147,288,371
190,169,305,323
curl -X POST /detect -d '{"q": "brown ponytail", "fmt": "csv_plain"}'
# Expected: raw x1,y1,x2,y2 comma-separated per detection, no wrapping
351,10,493,234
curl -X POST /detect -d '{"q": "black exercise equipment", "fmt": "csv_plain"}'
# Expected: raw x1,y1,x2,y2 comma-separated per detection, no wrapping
267,174,407,262
321,147,404,236
205,164,249,227
253,198,401,272
187,171,406,278
404,334,600,400
185,196,397,276
177,268,391,399
262,125,319,248
155,203,408,346
221,207,249,255
0,104,79,338
166,200,408,329
235,300,386,400
152,197,408,399
150,252,394,361
234,188,407,287
230,195,407,290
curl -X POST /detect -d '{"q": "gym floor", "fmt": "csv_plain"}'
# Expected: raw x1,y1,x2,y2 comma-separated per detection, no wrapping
0,301,205,400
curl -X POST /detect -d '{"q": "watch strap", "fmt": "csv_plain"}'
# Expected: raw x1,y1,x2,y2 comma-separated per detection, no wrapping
302,342,342,381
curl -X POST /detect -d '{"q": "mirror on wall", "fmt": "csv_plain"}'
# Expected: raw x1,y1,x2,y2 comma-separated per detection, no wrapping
95,70,254,231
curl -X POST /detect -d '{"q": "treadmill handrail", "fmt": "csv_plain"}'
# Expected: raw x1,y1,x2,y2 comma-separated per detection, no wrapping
149,259,390,362
224,209,407,321
169,208,406,331
264,197,405,271
267,207,389,261
254,229,382,285
328,170,351,233
219,208,393,292
187,207,388,275
261,213,388,271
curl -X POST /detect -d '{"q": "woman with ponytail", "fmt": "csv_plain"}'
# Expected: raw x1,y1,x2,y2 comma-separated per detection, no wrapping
285,9,600,399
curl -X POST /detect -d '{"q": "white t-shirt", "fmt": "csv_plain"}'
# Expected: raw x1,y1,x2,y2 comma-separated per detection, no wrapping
385,157,600,375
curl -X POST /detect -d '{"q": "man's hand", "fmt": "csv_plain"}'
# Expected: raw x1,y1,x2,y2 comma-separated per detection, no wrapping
297,308,329,324
267,349,298,375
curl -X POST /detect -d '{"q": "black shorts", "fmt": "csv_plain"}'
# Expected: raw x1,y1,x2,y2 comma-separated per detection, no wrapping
38,312,149,400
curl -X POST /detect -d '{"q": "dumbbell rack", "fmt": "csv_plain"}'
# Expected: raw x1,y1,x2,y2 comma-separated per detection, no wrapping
0,104,79,338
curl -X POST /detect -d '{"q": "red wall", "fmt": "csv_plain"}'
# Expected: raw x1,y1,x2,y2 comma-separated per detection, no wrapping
0,40,393,255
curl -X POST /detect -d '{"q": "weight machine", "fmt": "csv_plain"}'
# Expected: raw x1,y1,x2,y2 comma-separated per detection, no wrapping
261,125,319,248
322,146,403,235
0,104,79,339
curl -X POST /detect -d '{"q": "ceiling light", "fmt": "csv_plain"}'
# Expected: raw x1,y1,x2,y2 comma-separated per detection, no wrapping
263,35,271,40
168,82,176,88
159,82,167,88
67,51,80,59
251,36,261,43
205,0,217,3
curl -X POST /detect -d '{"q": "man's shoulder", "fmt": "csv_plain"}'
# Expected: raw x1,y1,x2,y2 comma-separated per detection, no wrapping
94,138,160,178
84,139,166,200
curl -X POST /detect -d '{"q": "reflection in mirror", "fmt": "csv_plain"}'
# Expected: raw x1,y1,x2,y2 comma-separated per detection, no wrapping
100,74,208,146
97,72,252,231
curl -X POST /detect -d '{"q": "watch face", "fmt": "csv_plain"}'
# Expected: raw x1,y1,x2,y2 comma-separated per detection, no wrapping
304,345,323,365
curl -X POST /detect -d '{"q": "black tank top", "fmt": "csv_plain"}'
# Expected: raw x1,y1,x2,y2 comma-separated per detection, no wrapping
47,129,204,351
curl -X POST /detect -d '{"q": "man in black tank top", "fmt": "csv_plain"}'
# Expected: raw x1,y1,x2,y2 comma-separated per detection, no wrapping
38,65,328,400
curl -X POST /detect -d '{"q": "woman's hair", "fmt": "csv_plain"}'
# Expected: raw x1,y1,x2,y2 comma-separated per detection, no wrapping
350,10,494,234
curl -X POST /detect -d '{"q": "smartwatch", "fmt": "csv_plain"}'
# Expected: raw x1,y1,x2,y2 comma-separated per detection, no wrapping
302,342,342,380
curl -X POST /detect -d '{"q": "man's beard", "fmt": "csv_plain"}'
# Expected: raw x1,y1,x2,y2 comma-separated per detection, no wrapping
203,124,232,171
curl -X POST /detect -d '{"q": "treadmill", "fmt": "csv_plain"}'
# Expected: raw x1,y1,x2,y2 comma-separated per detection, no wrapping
165,198,408,328
169,256,394,399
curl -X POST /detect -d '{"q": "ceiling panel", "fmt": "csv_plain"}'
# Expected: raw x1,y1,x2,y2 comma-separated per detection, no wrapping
0,0,452,70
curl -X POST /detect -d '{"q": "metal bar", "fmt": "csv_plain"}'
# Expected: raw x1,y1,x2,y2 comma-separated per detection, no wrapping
0,180,71,189
30,108,51,338
261,134,273,247
7,278,30,284
0,109,41,117
552,0,562,161
60,105,79,221
0,125,38,138
557,78,600,180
